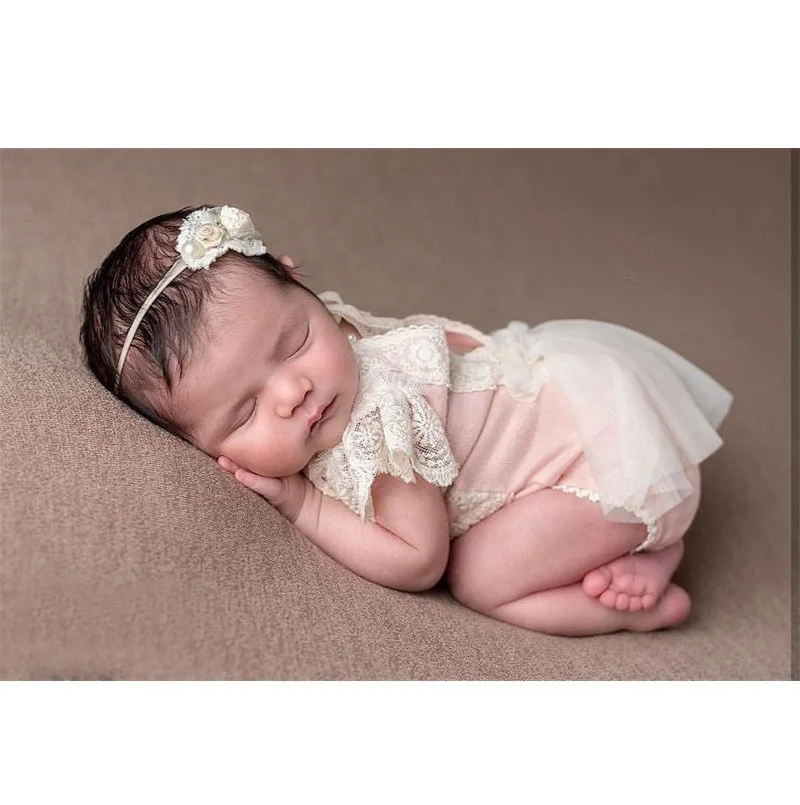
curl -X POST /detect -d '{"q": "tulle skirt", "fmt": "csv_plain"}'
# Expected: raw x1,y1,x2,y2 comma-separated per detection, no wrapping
488,319,733,524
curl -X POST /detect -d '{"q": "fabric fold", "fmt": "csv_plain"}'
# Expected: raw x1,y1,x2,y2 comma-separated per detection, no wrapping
488,318,733,522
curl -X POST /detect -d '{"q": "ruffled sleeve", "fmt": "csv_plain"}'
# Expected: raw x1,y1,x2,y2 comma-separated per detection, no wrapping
303,324,458,521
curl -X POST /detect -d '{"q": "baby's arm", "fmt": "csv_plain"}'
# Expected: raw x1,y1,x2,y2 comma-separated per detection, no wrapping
219,458,451,592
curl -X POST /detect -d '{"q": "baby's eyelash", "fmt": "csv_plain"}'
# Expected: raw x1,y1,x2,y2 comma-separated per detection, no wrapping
291,324,311,356
236,400,257,429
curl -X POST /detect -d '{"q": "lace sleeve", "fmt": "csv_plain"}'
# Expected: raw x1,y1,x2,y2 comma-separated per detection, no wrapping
304,325,458,520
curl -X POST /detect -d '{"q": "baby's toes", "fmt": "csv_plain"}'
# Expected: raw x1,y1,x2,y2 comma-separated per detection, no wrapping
583,567,612,598
599,589,619,609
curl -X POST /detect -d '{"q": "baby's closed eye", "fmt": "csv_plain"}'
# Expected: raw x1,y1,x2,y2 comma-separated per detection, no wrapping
290,324,311,356
234,400,257,430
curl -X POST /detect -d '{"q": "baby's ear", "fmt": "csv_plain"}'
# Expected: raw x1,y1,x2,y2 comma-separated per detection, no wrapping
277,254,296,271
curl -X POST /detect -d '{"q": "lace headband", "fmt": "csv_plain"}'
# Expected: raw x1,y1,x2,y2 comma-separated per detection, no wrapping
114,205,268,393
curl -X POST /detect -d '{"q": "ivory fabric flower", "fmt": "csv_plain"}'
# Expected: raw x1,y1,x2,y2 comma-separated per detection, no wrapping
196,223,225,248
220,206,255,237
175,205,268,270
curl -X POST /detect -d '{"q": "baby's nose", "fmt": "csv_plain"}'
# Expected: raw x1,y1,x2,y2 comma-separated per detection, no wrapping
277,380,312,419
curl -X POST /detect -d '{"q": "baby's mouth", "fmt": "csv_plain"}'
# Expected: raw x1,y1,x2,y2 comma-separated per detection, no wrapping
309,398,335,432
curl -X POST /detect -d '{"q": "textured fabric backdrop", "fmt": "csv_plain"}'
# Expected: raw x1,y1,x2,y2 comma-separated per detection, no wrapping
0,149,791,679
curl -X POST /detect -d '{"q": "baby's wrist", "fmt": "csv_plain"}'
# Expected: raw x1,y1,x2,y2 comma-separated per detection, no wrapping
291,480,323,535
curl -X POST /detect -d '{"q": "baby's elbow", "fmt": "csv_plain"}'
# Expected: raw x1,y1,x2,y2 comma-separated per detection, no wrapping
402,540,450,592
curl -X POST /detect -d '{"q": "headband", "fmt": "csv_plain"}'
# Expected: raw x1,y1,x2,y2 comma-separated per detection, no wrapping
114,205,268,393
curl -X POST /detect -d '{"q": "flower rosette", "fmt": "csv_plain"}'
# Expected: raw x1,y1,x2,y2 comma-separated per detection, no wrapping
176,205,268,269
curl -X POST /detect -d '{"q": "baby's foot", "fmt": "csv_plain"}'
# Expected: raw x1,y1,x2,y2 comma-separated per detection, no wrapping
582,540,684,612
631,584,692,631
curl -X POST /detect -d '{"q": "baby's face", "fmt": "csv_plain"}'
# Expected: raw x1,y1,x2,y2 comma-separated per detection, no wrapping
171,270,359,478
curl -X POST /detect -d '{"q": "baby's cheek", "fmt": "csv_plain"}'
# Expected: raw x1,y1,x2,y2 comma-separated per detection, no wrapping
238,435,298,478
219,435,258,473
235,442,266,475
339,341,359,386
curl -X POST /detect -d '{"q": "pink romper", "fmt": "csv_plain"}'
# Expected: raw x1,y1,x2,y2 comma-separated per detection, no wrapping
304,293,733,552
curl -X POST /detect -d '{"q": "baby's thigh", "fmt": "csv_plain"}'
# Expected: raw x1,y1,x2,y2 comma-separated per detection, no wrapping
555,455,703,553
446,488,647,612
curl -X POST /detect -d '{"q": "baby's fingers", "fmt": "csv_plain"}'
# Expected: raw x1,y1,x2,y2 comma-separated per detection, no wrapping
218,457,303,519
233,468,286,503
219,456,284,501
217,456,242,474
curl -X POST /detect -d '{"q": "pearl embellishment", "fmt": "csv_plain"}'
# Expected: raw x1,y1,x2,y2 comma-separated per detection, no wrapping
182,240,206,260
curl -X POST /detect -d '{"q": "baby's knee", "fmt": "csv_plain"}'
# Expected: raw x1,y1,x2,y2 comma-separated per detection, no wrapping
444,550,497,614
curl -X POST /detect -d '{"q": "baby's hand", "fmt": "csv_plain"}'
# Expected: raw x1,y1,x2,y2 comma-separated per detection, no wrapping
217,457,310,524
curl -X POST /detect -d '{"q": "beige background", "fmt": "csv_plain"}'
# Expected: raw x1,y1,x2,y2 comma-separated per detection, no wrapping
0,149,792,679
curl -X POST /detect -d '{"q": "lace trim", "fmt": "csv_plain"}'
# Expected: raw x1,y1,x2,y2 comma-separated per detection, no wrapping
319,291,408,338
450,350,499,393
402,312,491,348
321,291,494,391
445,489,516,538
304,324,458,521
321,292,557,401
552,484,661,552
356,325,452,388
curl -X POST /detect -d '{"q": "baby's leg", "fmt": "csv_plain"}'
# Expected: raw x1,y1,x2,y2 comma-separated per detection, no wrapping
445,489,690,636
582,466,701,611
492,582,690,637
582,540,684,612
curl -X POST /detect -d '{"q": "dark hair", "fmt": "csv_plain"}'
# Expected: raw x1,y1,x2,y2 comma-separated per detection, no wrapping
79,205,316,438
